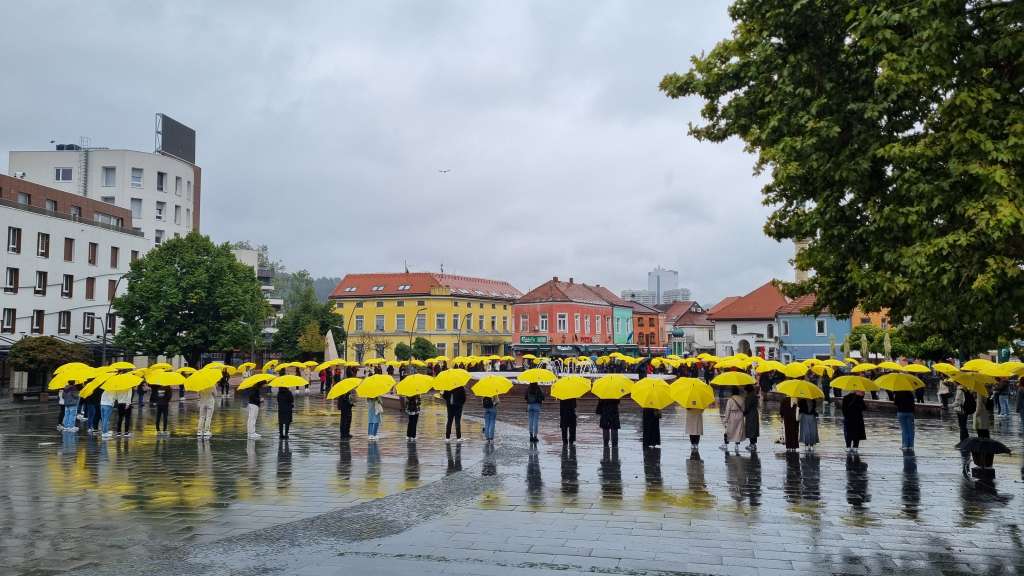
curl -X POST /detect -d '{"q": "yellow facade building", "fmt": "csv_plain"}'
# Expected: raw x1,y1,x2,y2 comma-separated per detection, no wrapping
328,272,523,362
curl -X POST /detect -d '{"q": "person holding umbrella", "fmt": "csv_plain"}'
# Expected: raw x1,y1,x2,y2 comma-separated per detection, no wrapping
722,388,745,452
406,393,422,441
246,382,263,439
60,383,81,432
596,399,620,448
366,396,383,440
841,391,867,452
442,383,466,443
559,397,577,445
893,388,916,450
798,397,819,450
153,383,172,436
779,396,799,452
743,384,760,452
952,384,976,441
525,382,545,443
277,384,294,439
337,388,355,440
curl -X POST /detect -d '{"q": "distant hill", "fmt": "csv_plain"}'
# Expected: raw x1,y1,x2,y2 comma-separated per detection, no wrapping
313,277,341,302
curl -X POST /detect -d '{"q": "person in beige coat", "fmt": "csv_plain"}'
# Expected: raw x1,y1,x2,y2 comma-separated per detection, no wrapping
721,388,746,451
686,407,704,449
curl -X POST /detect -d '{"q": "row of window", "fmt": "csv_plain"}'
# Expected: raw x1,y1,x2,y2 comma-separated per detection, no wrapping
341,299,509,311
6,227,136,267
3,268,119,301
11,193,125,228
0,308,115,336
517,313,612,335
53,166,193,200
351,313,511,333
130,198,190,226
727,320,828,338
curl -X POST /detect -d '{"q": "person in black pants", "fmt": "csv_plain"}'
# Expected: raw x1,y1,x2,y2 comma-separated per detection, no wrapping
153,386,172,435
278,386,294,439
596,399,620,447
405,395,421,440
442,385,466,443
559,398,577,444
337,390,354,439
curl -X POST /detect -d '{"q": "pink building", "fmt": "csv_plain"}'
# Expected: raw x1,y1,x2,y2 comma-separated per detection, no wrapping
513,276,616,356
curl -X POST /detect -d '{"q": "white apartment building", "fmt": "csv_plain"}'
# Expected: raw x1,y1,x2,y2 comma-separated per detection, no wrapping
1,175,149,345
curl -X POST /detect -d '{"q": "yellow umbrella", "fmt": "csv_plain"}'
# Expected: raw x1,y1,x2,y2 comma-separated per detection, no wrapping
810,365,834,378
551,376,591,400
356,374,395,398
102,373,143,392
977,364,1017,378
47,368,94,390
302,360,317,367
80,372,115,398
670,377,715,409
822,358,847,368
776,379,825,400
697,353,718,362
950,372,992,397
147,370,186,386
315,358,345,373
522,354,537,360
434,368,472,391
184,369,220,392
201,361,225,371
471,376,514,398
148,362,173,371
783,363,809,378
630,377,674,410
238,373,274,391
519,368,557,384
54,362,92,375
850,363,878,374
754,360,785,374
711,371,756,386
177,366,197,375
236,362,257,372
591,374,632,400
876,361,902,371
261,359,280,372
961,358,994,372
223,365,239,376
875,373,924,391
270,374,309,388
715,358,752,370
396,374,434,397
932,362,960,376
900,363,930,374
108,361,136,371
802,358,823,366
830,375,879,392
410,359,427,368
327,377,362,399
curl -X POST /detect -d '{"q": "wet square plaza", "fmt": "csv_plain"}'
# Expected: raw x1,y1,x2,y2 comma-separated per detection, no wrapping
1,394,1022,576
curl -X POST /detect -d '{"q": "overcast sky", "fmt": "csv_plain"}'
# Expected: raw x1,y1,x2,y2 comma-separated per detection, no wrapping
0,1,794,305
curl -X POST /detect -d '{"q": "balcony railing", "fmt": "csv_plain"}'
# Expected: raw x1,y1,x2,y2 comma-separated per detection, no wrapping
0,198,144,237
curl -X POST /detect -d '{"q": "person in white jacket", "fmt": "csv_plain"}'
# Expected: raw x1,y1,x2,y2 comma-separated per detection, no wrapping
99,389,117,439
197,384,216,438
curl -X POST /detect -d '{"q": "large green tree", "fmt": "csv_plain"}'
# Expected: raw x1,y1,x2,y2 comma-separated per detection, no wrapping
661,0,1024,356
113,233,269,366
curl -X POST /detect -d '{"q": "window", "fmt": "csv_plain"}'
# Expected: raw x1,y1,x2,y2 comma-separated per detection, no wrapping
708,329,714,340
502,316,508,332
94,212,122,227
539,313,548,332
815,319,827,336
130,167,143,188
557,313,568,333
105,313,116,335
16,192,30,205
31,310,44,334
186,181,192,200
396,314,406,331
70,205,82,219
585,315,591,335
595,315,601,335
354,315,364,331
435,343,447,357
396,301,405,307
7,227,22,253
490,316,496,331
416,313,426,331
110,246,119,268
731,324,738,335
4,267,19,294
88,242,98,264
107,279,117,302
131,198,142,219
154,230,164,244
354,301,363,308
34,271,47,295
1,308,15,333
416,300,425,306
55,167,73,182
102,166,116,186
767,323,775,339
607,316,612,335
100,196,115,204
130,250,139,263
157,171,166,192
519,314,528,332
435,313,446,331
85,277,95,300
396,284,411,291
175,176,182,196
343,287,356,293
58,311,70,334
172,205,181,225
155,201,166,220
63,237,74,261
615,318,621,334
572,313,580,333
83,312,95,334
375,301,384,308
375,314,385,332
45,199,58,212
452,314,460,330
783,353,792,364
370,285,384,292
61,274,73,298
36,232,50,258
453,300,459,307
185,208,191,228
781,320,790,336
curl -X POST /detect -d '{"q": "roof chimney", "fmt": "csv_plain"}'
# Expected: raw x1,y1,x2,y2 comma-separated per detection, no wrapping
552,276,559,282
569,277,574,284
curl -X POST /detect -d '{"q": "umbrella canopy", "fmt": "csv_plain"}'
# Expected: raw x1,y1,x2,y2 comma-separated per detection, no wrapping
47,368,95,390
810,365,834,378
108,361,136,371
201,362,225,371
236,362,257,372
80,372,115,398
551,376,591,400
822,358,847,368
591,375,632,399
434,368,472,391
802,358,823,366
710,371,756,387
955,437,1011,455
776,379,825,400
933,362,960,376
326,378,362,400
471,376,514,398
177,366,197,375
782,363,809,378
950,372,993,397
630,377,674,410
961,358,994,372
850,362,878,374
238,373,274,391
315,358,346,373
670,377,715,409
148,362,173,371
754,360,785,374
830,375,880,392
55,362,92,375
518,368,557,384
976,364,1017,378
101,373,143,392
261,359,280,372
901,363,930,374
875,373,924,391
356,374,395,398
876,361,902,371
147,370,186,386
270,374,309,388
183,369,220,392
396,374,434,397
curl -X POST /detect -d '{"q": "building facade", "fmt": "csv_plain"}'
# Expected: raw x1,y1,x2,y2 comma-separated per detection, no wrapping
708,282,789,359
231,248,283,343
514,277,622,357
1,174,149,346
776,294,853,362
660,301,715,356
329,272,521,362
629,301,665,354
585,284,634,345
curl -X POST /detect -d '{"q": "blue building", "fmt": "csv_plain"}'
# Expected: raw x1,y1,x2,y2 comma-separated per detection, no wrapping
776,294,852,362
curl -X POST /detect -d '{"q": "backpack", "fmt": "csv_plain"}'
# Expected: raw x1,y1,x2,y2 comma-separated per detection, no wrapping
962,391,976,415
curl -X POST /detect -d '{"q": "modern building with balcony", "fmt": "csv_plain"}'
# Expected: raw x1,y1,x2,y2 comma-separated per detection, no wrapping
231,249,283,344
329,272,522,362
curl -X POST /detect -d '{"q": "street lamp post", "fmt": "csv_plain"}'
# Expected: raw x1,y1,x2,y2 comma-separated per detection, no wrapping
457,313,473,357
409,306,428,347
101,273,128,365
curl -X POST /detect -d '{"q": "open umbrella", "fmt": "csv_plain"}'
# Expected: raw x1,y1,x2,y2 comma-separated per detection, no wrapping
148,362,173,371
950,372,993,397
710,371,755,386
670,377,715,409
754,360,785,374
147,370,186,386
102,373,143,392
810,365,834,378
630,377,674,410
270,374,309,388
822,358,847,368
327,377,362,399
356,374,395,398
48,368,95,390
850,362,878,374
55,362,92,375
783,363,809,378
901,363,930,374
108,361,136,371
471,376,514,398
238,373,274,391
236,362,257,372
875,373,924,391
776,379,825,400
551,376,591,400
876,361,902,371
261,359,280,372
396,374,434,397
177,366,197,375
434,368,472,391
591,374,632,399
315,358,345,373
79,372,115,398
830,375,879,392
518,368,557,384
933,362,960,376
955,437,1011,455
183,369,220,392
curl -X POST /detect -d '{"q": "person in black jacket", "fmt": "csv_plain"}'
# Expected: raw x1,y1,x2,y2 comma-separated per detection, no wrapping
337,390,354,439
442,385,466,443
277,386,294,439
153,385,172,435
405,394,421,441
559,398,577,444
596,399,620,447
841,391,866,452
641,408,661,449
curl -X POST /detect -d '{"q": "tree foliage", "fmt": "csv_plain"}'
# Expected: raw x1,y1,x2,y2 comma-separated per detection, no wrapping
394,342,413,361
113,233,269,366
297,321,323,355
662,0,1024,356
271,284,344,360
9,336,92,373
411,337,438,361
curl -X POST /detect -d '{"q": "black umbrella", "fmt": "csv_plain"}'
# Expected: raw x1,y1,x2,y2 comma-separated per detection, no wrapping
955,437,1011,455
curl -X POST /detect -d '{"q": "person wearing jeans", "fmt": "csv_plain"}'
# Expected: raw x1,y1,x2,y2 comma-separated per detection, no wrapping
61,385,80,430
525,383,544,443
367,397,383,440
894,390,916,450
482,396,498,441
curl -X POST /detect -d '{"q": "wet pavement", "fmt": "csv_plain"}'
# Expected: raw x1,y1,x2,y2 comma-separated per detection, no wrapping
1,395,1023,576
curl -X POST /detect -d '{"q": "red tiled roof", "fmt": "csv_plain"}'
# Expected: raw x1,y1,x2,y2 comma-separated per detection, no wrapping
628,301,660,315
584,284,633,308
658,300,697,322
707,281,789,320
675,309,713,327
330,272,521,300
517,277,610,306
708,296,740,315
777,293,830,315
